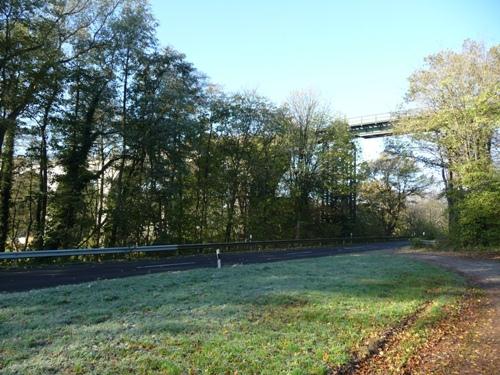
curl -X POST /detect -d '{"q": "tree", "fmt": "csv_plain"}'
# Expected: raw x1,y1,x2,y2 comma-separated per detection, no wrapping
103,47,205,246
281,91,356,238
210,92,288,242
106,0,156,246
0,0,63,250
395,40,500,244
282,91,331,238
359,153,430,236
46,52,115,248
454,162,500,246
0,0,125,250
315,120,357,236
405,195,447,239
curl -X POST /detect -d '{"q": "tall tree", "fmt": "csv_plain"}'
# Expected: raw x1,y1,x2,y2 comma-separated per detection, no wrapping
0,0,61,250
107,0,157,246
0,0,123,250
104,47,205,246
282,91,356,238
282,91,330,238
395,40,500,241
46,1,122,248
315,121,357,236
209,92,287,241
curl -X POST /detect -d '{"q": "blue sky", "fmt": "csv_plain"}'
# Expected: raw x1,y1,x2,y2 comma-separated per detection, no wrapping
150,0,499,159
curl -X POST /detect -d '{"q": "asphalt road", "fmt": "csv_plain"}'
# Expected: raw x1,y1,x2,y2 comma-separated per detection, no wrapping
0,241,407,293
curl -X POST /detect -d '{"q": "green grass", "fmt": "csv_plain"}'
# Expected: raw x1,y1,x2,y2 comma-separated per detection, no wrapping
0,252,465,374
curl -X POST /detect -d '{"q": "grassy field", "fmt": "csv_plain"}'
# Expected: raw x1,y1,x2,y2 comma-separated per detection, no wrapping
0,252,465,374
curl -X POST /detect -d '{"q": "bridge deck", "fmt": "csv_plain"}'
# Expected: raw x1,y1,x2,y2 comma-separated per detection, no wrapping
348,118,393,138
347,109,420,138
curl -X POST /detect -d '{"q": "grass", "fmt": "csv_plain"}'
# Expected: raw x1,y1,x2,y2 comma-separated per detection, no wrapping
0,252,465,374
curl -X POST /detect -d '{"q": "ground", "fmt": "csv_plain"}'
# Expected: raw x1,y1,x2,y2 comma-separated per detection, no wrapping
1,247,498,374
0,251,464,375
352,249,500,375
400,250,499,374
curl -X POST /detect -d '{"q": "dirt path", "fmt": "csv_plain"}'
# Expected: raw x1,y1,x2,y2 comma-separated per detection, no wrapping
399,250,499,374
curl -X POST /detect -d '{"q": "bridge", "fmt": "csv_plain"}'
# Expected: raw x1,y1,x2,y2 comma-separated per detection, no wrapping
346,109,423,138
347,112,395,138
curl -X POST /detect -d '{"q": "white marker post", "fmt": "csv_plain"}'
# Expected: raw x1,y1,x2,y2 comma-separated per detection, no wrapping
216,249,221,269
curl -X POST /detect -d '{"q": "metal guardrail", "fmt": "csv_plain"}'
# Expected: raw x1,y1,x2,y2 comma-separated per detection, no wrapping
347,108,425,127
0,236,409,260
419,239,438,246
0,244,178,260
348,112,393,127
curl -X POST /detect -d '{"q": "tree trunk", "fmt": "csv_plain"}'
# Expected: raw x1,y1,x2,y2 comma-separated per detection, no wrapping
198,121,213,242
109,50,130,247
225,183,239,243
24,169,35,250
33,94,54,249
0,121,16,251
95,133,106,247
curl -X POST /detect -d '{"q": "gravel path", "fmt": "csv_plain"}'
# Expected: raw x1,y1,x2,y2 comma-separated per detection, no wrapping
400,250,500,374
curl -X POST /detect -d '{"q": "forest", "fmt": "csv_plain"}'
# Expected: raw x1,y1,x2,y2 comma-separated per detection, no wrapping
1,0,498,251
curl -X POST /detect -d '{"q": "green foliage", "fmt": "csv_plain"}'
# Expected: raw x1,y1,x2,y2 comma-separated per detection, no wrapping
395,40,500,248
452,165,500,247
358,152,430,236
456,190,500,246
281,92,356,238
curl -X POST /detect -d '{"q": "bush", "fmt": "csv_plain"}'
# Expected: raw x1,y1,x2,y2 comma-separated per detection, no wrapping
455,189,500,247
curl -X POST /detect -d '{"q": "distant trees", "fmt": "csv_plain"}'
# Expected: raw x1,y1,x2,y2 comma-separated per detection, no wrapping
405,196,448,239
358,152,430,236
396,40,500,246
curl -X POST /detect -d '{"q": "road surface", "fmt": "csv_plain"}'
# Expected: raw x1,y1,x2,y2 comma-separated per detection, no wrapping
0,241,407,293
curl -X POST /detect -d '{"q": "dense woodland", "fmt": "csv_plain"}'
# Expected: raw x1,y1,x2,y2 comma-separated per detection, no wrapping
1,0,498,251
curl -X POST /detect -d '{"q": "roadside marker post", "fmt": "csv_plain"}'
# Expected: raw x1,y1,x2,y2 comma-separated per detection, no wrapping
216,249,221,269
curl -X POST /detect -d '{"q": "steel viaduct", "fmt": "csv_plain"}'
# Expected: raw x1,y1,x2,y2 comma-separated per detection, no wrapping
347,112,395,138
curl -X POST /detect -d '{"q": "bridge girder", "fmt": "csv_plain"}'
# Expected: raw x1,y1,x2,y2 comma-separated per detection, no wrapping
349,120,393,138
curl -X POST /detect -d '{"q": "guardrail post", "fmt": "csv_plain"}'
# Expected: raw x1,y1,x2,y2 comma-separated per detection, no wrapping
216,249,221,269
